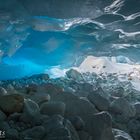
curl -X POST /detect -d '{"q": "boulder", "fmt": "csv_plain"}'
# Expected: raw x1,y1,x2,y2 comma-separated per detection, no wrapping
30,93,51,106
68,116,85,131
87,91,110,111
40,101,65,116
0,110,7,121
6,128,19,140
50,91,98,122
0,94,24,114
66,69,84,81
42,83,63,96
0,121,10,131
43,115,79,140
64,119,80,140
0,87,7,96
20,99,40,124
8,113,21,122
85,111,114,140
109,98,136,118
113,129,133,140
134,102,140,117
20,126,45,140
65,97,98,122
110,87,124,97
78,131,92,140
127,119,140,140
26,83,38,94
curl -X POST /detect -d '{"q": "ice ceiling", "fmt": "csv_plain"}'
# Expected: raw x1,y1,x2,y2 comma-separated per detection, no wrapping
0,0,140,80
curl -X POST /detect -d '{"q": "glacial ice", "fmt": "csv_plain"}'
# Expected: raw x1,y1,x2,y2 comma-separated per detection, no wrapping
0,0,140,81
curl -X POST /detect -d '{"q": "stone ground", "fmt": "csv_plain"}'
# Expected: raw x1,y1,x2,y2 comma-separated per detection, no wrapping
0,70,140,140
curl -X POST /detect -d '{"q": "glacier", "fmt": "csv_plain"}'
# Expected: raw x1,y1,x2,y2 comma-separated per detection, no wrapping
0,0,140,81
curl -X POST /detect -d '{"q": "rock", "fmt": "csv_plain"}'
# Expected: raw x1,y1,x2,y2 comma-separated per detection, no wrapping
38,114,50,124
0,94,24,114
26,83,38,94
43,115,64,132
20,99,40,124
8,113,21,122
78,131,92,140
0,110,7,121
66,97,98,122
51,91,98,122
85,111,114,140
31,93,51,106
43,115,79,140
87,90,110,111
110,87,124,97
44,128,71,140
127,119,140,140
64,119,80,140
76,83,94,97
29,74,49,81
0,121,10,131
6,128,19,140
40,101,65,116
6,84,15,92
68,116,85,131
42,83,63,96
21,126,45,140
66,69,84,81
134,102,140,117
0,87,7,95
43,115,71,140
113,129,134,140
109,98,136,118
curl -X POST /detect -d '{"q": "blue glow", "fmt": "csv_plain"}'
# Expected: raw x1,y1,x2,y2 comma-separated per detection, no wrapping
0,15,140,80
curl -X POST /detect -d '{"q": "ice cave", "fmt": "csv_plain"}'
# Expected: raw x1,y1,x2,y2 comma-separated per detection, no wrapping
0,0,140,140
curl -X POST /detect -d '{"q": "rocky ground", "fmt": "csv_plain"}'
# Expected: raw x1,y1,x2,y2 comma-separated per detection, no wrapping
0,69,140,140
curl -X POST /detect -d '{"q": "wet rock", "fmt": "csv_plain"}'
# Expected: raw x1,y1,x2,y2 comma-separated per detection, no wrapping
43,115,64,132
0,110,7,121
66,97,98,122
43,115,71,140
26,83,38,94
0,121,10,131
127,119,140,140
20,99,40,124
110,98,136,118
21,126,45,140
0,87,7,95
68,116,85,131
6,128,19,140
44,128,71,140
134,102,140,117
29,74,49,81
43,115,79,140
40,101,65,116
85,111,114,140
87,90,110,111
110,87,124,97
0,94,24,114
64,119,80,140
51,91,98,122
8,113,21,122
113,129,133,140
31,93,51,106
78,131,92,140
6,84,15,93
66,69,84,82
42,83,63,96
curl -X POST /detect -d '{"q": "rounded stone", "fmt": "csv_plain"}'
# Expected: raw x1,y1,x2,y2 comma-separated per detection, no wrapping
0,94,24,114
40,101,65,116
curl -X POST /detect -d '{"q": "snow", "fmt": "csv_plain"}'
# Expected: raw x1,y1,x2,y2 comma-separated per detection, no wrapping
74,56,140,91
